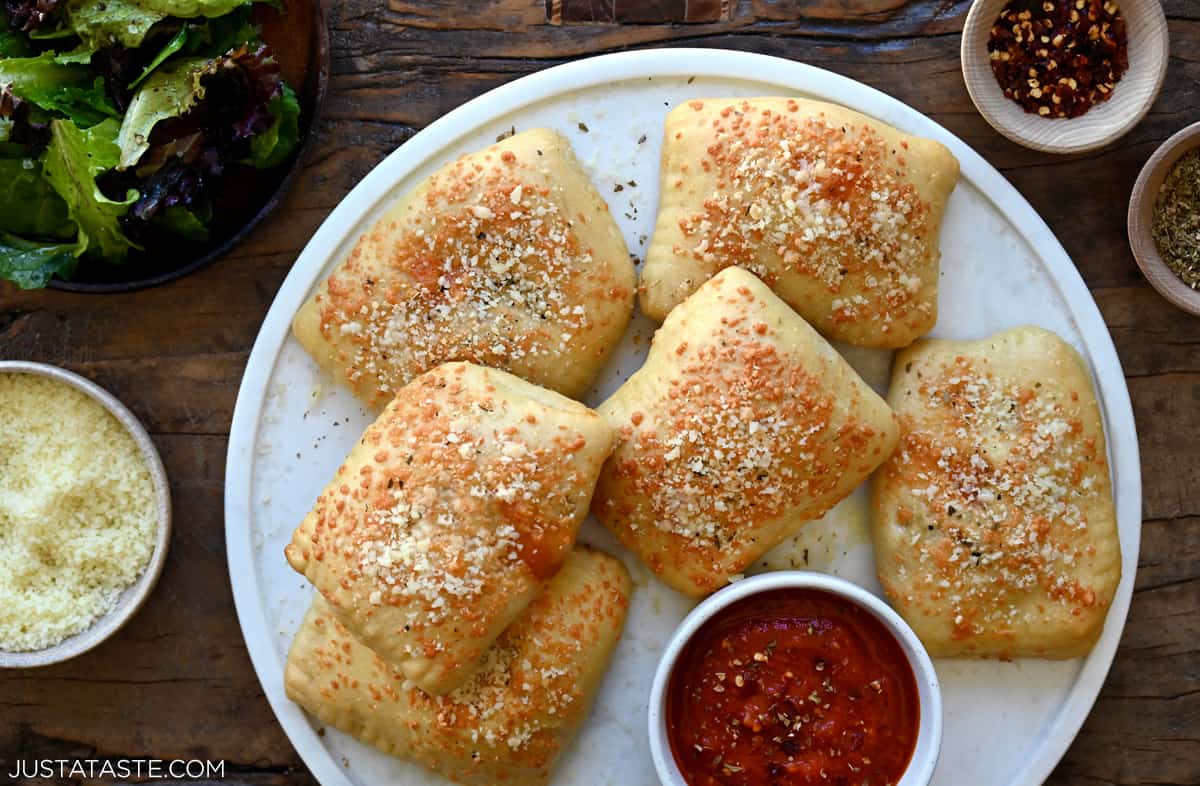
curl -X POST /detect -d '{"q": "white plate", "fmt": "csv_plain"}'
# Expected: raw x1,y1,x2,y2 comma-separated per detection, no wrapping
225,49,1140,786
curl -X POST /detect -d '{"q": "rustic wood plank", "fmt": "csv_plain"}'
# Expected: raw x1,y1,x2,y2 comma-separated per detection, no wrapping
1055,535,1200,786
564,0,617,24
752,0,913,22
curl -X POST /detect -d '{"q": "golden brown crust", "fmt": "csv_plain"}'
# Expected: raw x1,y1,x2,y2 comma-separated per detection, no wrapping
640,97,959,348
293,128,634,406
593,267,899,596
284,548,632,786
870,326,1121,659
285,362,615,694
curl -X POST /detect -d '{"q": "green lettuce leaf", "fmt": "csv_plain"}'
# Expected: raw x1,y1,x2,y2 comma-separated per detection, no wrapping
202,4,258,54
0,12,36,57
247,80,297,168
26,25,77,40
116,55,214,169
127,8,257,90
0,31,33,57
43,117,139,260
140,0,252,16
154,203,209,241
128,24,190,89
58,0,160,49
0,231,78,288
0,158,74,238
51,47,95,65
0,52,118,126
61,0,255,49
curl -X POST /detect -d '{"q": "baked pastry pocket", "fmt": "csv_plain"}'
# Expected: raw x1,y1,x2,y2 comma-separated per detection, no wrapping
593,266,898,596
294,127,635,406
641,97,959,348
286,362,615,694
870,326,1121,658
285,547,631,786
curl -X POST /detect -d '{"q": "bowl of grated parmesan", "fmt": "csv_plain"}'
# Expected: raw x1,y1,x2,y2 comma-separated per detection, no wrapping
0,362,171,668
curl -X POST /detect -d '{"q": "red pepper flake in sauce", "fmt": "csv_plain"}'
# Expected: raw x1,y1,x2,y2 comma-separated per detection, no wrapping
667,589,919,786
987,0,1128,119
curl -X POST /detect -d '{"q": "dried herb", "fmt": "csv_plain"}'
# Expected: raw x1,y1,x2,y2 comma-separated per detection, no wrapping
1152,148,1200,290
988,0,1127,119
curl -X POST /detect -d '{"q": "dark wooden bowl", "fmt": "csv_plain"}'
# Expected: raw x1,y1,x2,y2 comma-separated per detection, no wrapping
48,0,329,293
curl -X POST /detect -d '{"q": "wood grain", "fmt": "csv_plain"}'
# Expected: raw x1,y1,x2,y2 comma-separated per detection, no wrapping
1,1,1198,784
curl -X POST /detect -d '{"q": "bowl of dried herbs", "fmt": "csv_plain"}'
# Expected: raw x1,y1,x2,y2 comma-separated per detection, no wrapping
1129,121,1200,317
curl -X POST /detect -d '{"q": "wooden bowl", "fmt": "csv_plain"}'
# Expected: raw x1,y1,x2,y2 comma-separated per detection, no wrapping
961,0,1169,154
0,362,172,668
48,0,329,293
1128,122,1200,317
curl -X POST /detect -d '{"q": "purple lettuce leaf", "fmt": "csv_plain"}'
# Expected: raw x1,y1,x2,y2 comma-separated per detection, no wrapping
4,0,63,33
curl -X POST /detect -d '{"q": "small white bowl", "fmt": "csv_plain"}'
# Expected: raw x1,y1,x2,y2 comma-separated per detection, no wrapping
0,362,172,668
961,0,1169,154
648,571,942,786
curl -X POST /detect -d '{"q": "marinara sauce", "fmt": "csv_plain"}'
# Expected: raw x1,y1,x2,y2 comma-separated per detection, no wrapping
666,588,919,786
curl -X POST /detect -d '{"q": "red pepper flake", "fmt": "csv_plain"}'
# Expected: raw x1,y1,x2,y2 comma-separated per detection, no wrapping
987,0,1128,119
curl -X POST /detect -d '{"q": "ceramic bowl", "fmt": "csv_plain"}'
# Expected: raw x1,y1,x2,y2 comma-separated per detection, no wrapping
961,0,1168,154
1128,121,1200,316
48,0,330,292
648,571,943,786
0,362,172,667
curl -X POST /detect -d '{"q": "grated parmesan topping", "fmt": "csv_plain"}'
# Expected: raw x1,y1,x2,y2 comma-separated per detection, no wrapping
434,626,574,753
297,551,629,768
302,366,589,657
0,374,157,652
316,149,614,402
413,553,627,759
674,99,933,333
310,608,579,758
607,290,878,550
886,356,1108,639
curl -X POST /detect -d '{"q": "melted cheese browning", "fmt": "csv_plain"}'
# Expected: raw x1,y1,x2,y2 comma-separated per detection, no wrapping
616,340,841,547
285,548,631,786
294,128,634,406
872,327,1121,659
327,178,592,393
679,102,930,324
286,362,614,694
594,267,898,596
642,98,959,348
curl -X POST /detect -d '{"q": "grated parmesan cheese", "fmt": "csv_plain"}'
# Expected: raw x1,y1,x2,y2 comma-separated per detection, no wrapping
0,374,157,652
673,100,934,333
882,350,1110,640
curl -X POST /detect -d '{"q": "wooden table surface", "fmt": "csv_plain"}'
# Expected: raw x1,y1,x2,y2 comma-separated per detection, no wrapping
2,1,1197,784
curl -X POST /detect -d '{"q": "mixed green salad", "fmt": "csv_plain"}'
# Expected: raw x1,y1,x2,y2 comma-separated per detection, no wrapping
0,0,301,288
